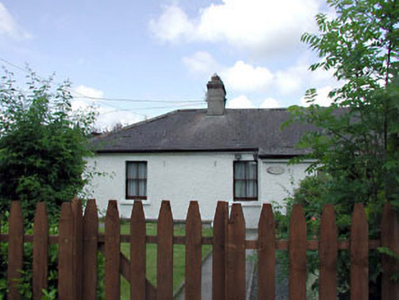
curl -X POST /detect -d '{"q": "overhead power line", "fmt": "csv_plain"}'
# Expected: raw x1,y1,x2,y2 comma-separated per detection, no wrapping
70,92,204,104
101,102,206,115
0,57,29,74
0,56,206,105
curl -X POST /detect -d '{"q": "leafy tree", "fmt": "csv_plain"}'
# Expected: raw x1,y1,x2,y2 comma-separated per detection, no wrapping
289,0,399,209
0,69,96,222
287,0,399,228
283,0,398,298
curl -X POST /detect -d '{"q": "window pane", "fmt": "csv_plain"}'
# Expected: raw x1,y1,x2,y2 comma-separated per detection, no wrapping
138,163,147,179
127,162,147,198
235,162,245,179
235,180,245,198
247,162,257,179
246,180,257,198
128,163,138,179
138,180,147,196
234,160,258,200
128,180,137,197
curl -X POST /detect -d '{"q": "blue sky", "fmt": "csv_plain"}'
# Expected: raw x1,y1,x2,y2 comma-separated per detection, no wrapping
0,0,338,129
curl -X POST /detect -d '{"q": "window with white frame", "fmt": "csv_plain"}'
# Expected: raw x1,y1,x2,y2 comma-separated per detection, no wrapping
126,161,147,200
234,161,258,201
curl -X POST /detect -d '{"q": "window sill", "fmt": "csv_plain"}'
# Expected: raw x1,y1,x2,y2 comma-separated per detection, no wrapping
229,200,262,207
121,200,151,206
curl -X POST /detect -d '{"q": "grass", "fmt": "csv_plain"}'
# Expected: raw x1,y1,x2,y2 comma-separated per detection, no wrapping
118,222,213,299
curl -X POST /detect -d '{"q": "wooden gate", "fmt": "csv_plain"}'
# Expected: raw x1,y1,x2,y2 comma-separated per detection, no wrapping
1,199,399,299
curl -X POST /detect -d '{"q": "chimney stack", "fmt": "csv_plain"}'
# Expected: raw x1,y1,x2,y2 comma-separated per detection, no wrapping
206,74,226,115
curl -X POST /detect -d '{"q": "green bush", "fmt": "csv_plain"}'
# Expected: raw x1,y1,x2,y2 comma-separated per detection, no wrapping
0,69,96,223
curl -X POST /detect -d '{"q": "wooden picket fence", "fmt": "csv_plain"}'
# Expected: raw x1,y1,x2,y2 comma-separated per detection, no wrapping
0,199,399,300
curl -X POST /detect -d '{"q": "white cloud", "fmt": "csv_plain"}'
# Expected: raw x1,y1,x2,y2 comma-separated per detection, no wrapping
70,99,91,112
275,68,304,96
95,109,143,131
300,85,334,107
149,4,195,43
0,3,32,40
273,55,339,98
227,95,255,108
260,97,280,108
74,85,104,99
222,61,274,92
150,0,321,54
182,51,220,75
71,85,103,120
71,85,142,130
182,52,339,98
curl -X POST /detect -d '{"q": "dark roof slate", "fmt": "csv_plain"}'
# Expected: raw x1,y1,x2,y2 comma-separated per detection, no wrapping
91,108,315,156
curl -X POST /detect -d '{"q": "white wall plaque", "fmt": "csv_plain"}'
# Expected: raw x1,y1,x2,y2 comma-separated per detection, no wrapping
267,166,285,175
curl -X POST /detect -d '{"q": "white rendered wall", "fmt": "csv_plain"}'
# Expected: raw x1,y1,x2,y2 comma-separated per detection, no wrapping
85,152,311,228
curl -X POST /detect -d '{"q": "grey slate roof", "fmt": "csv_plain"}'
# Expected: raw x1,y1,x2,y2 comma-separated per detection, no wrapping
91,108,316,157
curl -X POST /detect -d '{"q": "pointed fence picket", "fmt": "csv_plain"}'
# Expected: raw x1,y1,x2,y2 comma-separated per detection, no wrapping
58,202,75,300
83,199,98,300
0,200,398,300
257,204,275,300
212,201,228,300
130,200,146,300
227,203,246,300
381,203,399,299
32,202,48,300
288,204,307,300
8,201,23,300
185,201,202,300
351,203,369,300
319,204,337,300
157,201,174,300
72,198,83,300
105,200,121,300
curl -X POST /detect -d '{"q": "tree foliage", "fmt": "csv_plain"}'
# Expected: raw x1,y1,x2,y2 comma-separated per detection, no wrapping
283,0,399,298
289,0,399,211
0,69,96,222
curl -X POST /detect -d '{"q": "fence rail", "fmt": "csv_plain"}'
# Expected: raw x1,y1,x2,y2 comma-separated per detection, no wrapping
0,199,398,300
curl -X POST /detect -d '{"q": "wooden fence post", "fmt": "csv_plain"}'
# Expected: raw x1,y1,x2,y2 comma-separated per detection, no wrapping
350,203,368,300
227,203,246,300
185,201,202,300
105,200,120,300
130,201,146,300
319,204,337,300
82,200,99,300
157,201,174,300
72,198,83,300
257,204,275,300
213,201,228,300
33,202,48,300
58,202,75,300
288,204,307,300
8,201,24,300
381,203,399,299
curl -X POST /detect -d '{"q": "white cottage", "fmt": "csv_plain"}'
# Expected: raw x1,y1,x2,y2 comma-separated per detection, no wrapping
87,75,314,228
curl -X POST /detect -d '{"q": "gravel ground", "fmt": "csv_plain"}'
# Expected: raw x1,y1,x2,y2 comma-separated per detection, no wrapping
176,230,289,300
249,260,289,300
